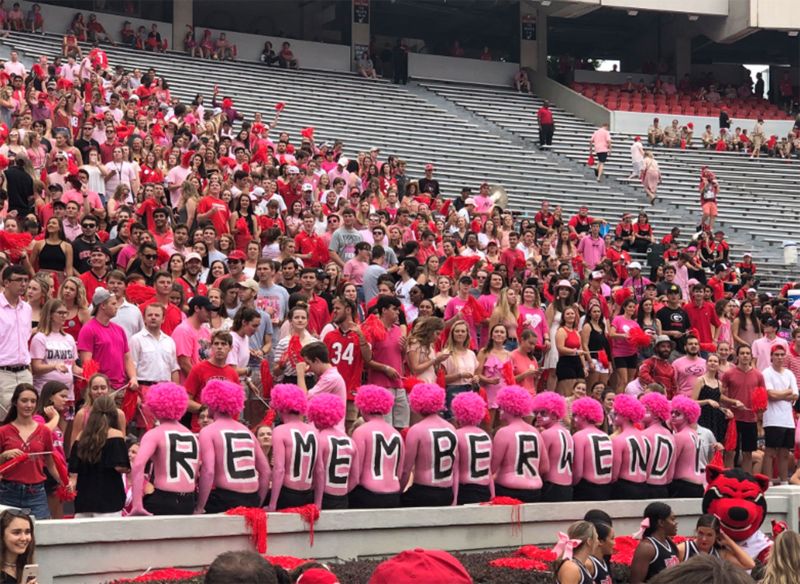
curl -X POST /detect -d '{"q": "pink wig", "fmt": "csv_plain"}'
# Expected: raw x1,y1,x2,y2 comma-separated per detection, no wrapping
640,392,671,422
145,382,188,421
571,397,604,425
202,380,244,417
271,383,307,415
671,395,701,424
613,394,645,424
307,394,344,430
355,384,394,416
531,391,567,420
497,385,534,418
451,392,487,426
408,383,445,415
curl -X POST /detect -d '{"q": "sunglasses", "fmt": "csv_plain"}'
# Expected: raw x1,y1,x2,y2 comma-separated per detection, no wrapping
143,254,158,260
82,224,96,229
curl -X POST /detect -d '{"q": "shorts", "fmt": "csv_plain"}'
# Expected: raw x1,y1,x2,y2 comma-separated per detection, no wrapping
383,387,410,429
736,421,758,453
456,483,491,505
613,354,639,369
402,483,453,508
702,202,718,217
348,485,400,509
144,488,196,515
613,479,649,500
276,486,314,510
556,355,584,381
321,492,349,510
597,152,608,163
764,426,794,450
573,480,610,501
204,488,261,514
495,483,541,503
542,482,573,502
669,479,704,498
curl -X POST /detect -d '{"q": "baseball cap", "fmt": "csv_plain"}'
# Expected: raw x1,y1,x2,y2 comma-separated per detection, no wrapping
91,287,111,308
746,287,757,294
368,548,471,584
667,284,681,294
188,296,214,312
337,157,349,167
286,166,300,174
654,335,674,346
771,344,787,355
464,198,476,206
743,252,752,258
370,146,380,152
185,252,202,263
628,261,642,270
302,183,313,191
228,250,247,261
425,163,435,171
715,263,729,273
591,270,604,280
296,568,339,584
237,279,259,293
763,318,778,328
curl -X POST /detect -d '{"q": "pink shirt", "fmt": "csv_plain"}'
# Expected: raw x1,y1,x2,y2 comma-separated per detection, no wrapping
673,427,703,485
313,427,359,507
577,236,606,270
196,417,270,510
308,367,347,433
591,127,611,153
492,418,549,491
400,415,458,493
76,318,129,387
642,424,675,486
116,243,138,270
343,258,368,286
672,356,707,398
611,316,639,357
571,427,613,486
131,421,200,510
366,325,404,388
510,349,538,394
351,417,404,493
61,189,103,211
444,296,478,345
752,336,789,371
519,306,547,345
0,294,31,366
611,426,649,484
455,426,493,491
166,165,192,207
30,332,76,396
172,320,203,383
268,420,320,510
540,424,574,486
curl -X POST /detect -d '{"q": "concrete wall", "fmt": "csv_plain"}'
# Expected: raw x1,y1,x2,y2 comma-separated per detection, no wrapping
532,73,611,127
408,53,520,86
35,488,800,583
563,0,728,16
751,0,800,30
574,71,675,85
609,110,795,136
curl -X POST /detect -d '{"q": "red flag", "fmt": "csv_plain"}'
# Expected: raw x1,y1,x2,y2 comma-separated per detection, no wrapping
436,368,446,389
121,387,138,423
439,255,480,277
275,102,286,112
463,295,489,325
300,127,314,141
502,360,515,385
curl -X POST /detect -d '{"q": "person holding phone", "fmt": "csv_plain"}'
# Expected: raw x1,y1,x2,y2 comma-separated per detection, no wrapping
0,509,37,584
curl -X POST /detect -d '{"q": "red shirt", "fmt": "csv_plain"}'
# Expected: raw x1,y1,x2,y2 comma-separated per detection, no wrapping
0,423,54,484
80,269,108,302
277,180,301,210
295,230,327,268
537,107,554,125
323,327,364,400
581,288,610,319
306,294,331,337
707,277,725,302
683,301,721,344
176,277,208,302
721,366,764,423
197,196,231,235
140,298,184,335
500,248,525,276
184,360,239,431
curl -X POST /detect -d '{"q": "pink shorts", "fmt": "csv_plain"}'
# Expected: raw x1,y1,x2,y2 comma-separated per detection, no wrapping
702,202,718,217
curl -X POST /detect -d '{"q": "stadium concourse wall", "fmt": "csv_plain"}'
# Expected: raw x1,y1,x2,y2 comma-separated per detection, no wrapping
609,110,796,137
29,486,800,583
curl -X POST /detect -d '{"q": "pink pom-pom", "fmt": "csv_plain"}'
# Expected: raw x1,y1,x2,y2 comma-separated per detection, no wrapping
408,383,445,415
355,384,394,416
613,394,645,424
671,395,701,424
530,391,567,420
497,385,534,418
145,382,188,421
307,394,344,430
202,380,244,417
271,383,307,415
571,397,605,425
451,392,487,426
640,392,671,422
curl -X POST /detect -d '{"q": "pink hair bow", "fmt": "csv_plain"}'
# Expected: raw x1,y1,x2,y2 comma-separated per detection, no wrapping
633,517,650,539
552,531,582,560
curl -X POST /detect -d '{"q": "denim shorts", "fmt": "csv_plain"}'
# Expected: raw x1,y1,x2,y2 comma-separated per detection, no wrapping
0,480,50,519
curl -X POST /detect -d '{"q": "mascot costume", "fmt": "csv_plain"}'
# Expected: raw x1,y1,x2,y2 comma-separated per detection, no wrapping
702,464,775,563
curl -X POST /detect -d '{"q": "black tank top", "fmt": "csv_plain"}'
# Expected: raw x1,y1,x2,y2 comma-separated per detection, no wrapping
646,536,679,580
558,558,593,584
39,241,67,271
587,324,611,355
589,555,613,584
683,539,719,560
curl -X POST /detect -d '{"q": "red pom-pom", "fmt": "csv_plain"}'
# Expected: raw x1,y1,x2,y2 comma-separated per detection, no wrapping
709,450,725,468
752,386,768,413
502,360,516,385
613,287,632,306
225,506,267,553
597,349,610,369
0,231,32,262
489,558,549,571
126,283,156,305
264,556,307,570
300,127,314,141
279,504,320,546
611,535,639,566
515,545,558,562
56,485,76,502
439,255,480,277
724,417,738,451
275,102,285,112
402,376,425,393
700,342,717,353
628,327,653,348
360,314,386,344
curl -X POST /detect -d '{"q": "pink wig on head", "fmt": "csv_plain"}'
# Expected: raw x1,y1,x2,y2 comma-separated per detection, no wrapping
201,380,244,417
497,385,534,418
408,383,445,415
640,392,671,422
271,383,307,415
451,392,487,426
613,394,645,424
571,397,604,425
531,391,567,420
145,382,188,421
307,394,344,430
355,384,394,416
671,395,701,424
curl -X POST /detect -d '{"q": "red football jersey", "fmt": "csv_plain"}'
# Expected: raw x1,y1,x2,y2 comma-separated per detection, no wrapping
323,327,364,400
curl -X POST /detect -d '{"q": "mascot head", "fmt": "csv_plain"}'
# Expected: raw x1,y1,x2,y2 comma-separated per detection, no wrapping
702,464,769,543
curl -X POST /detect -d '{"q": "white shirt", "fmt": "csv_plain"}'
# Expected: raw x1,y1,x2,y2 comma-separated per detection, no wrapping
762,366,798,429
111,299,144,342
631,141,644,163
129,328,179,383
227,331,251,370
